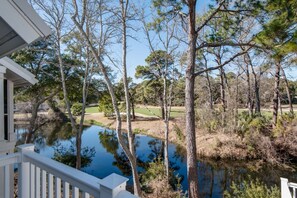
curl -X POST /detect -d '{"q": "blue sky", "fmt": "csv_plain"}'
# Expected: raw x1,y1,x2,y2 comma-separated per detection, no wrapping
34,0,297,82
124,0,212,83
124,0,297,82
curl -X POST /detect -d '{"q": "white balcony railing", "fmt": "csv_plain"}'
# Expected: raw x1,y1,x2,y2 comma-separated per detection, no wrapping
0,144,138,198
281,177,297,198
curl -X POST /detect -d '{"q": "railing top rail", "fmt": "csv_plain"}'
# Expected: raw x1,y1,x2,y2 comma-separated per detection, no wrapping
288,182,297,188
23,151,101,196
0,153,20,167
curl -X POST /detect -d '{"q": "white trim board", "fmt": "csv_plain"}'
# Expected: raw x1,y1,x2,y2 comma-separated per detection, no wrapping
0,57,38,86
0,0,51,58
0,0,51,44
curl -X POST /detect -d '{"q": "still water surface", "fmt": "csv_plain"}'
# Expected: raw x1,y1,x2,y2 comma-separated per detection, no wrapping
16,123,297,197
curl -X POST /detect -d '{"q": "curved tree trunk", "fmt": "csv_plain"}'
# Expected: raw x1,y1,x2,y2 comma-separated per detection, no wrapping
120,1,142,195
71,8,142,196
56,31,80,169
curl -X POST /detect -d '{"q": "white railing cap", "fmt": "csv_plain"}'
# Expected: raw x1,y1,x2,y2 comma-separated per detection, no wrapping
17,144,35,151
115,191,139,198
288,182,297,188
100,173,129,189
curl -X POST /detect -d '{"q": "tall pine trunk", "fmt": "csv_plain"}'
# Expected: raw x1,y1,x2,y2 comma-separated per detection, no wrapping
254,77,261,114
244,55,253,116
185,1,199,197
249,54,261,114
205,71,213,109
219,67,226,126
281,67,294,115
272,60,281,127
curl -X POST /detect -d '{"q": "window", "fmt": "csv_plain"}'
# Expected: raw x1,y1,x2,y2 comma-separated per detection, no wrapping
4,79,8,140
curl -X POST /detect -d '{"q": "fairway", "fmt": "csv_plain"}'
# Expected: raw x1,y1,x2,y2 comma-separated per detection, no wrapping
85,106,185,118
134,106,184,118
85,106,99,113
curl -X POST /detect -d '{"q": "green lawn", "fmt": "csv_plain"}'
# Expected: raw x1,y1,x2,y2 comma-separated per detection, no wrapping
85,106,99,113
85,106,185,118
135,107,184,118
238,109,297,118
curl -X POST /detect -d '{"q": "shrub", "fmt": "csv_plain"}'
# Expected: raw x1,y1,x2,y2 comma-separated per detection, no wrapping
196,109,221,133
140,158,185,197
273,113,296,137
98,94,114,117
237,111,269,137
71,102,84,116
244,132,279,164
224,177,280,198
173,124,185,142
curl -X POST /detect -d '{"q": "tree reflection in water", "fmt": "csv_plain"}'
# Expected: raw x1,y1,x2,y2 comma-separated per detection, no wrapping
52,140,95,168
15,124,297,197
98,130,183,191
16,122,95,169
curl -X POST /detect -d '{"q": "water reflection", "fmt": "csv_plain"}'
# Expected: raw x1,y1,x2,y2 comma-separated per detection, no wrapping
16,123,297,197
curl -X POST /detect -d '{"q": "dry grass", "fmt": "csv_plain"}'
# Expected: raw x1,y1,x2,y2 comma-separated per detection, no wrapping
84,113,252,161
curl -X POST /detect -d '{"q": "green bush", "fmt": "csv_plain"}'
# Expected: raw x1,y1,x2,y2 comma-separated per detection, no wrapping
273,112,296,136
98,94,114,117
140,158,184,196
237,111,269,136
71,102,84,116
224,177,280,198
196,109,221,133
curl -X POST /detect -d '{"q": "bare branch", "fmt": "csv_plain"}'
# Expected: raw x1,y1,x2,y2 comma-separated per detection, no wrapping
194,46,252,76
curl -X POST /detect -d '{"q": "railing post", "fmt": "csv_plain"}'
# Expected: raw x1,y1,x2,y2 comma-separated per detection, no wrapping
281,177,292,198
17,144,35,198
99,173,129,198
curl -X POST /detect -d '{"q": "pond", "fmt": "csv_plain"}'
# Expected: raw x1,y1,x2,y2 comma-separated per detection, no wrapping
16,123,297,197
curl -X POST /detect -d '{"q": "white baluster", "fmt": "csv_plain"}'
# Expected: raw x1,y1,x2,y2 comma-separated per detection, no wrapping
55,177,61,198
4,165,10,198
35,167,40,198
72,186,79,198
63,181,70,197
30,164,35,198
48,173,53,198
41,170,47,198
82,192,90,198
